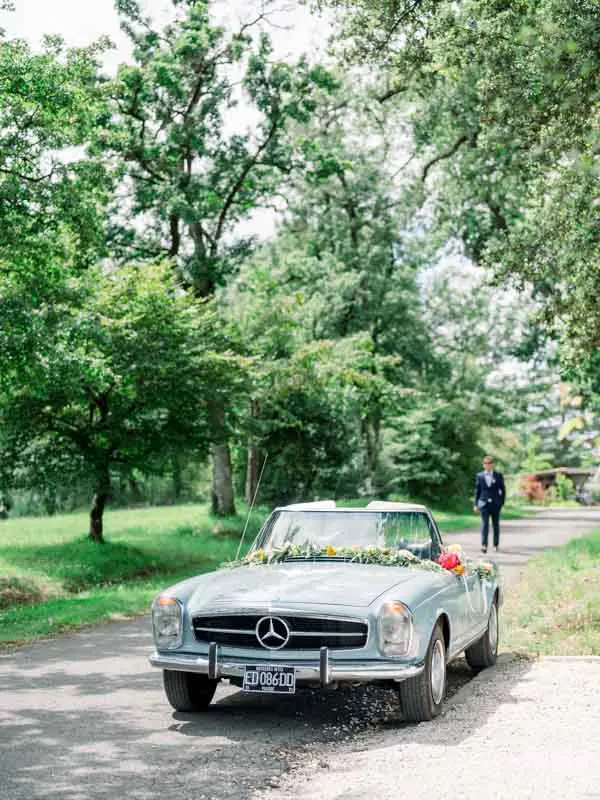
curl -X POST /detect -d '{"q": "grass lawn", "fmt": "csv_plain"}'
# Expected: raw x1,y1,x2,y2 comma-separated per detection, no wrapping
0,503,267,646
502,529,600,656
0,498,529,647
431,504,529,532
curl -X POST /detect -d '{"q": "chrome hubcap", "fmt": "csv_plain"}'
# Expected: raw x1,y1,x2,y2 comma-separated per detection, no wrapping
488,603,498,654
430,639,446,706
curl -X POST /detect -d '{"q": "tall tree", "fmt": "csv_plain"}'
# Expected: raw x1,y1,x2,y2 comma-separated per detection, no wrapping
0,263,246,541
229,254,398,503
268,93,437,489
0,33,109,286
395,258,531,497
320,0,600,358
98,0,335,514
0,31,112,456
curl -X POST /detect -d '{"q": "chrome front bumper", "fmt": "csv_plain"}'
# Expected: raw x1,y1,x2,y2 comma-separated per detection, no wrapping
149,646,424,685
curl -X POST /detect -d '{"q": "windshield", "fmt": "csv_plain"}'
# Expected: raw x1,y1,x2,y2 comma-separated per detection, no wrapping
254,510,439,557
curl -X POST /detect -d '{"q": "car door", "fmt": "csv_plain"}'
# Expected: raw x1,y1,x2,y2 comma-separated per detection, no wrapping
426,514,474,651
462,570,486,640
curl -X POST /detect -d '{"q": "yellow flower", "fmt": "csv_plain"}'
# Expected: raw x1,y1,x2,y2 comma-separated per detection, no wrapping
447,543,462,554
453,564,465,576
480,561,493,572
254,550,265,562
326,544,337,556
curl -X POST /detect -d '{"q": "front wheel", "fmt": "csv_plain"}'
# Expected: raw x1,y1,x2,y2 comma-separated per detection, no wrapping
398,621,446,723
465,596,499,672
162,670,218,712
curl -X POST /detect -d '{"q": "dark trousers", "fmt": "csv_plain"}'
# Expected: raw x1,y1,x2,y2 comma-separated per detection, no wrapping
480,505,501,548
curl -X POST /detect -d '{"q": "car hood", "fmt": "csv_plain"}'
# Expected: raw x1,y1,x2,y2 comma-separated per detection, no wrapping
186,562,431,612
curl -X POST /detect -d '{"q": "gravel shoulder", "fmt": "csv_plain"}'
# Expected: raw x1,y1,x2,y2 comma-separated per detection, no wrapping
254,655,600,800
254,656,600,800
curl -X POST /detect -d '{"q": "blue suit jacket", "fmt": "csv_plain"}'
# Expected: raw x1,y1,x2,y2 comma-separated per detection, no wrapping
475,471,505,510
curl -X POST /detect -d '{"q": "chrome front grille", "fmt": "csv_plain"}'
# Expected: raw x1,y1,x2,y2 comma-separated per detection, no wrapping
192,613,368,651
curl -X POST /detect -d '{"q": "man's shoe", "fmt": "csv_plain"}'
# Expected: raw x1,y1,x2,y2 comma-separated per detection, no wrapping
481,546,487,554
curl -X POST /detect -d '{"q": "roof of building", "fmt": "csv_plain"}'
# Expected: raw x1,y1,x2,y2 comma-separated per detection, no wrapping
533,467,595,477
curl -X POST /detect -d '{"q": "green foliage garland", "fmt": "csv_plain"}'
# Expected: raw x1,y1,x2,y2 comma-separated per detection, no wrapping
225,543,497,579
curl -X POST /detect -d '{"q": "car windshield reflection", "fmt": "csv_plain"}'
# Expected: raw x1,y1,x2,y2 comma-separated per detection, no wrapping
254,510,436,556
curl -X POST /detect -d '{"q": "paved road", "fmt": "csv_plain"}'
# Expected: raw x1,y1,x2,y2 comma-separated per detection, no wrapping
448,507,600,584
1,509,599,800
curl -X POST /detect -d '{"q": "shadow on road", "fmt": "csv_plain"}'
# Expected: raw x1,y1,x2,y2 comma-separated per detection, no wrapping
0,644,534,800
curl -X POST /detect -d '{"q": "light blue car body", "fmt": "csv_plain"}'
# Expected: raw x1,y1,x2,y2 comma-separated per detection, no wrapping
150,502,500,685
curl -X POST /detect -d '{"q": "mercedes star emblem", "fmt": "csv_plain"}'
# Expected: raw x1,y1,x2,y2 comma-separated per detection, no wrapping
255,616,290,650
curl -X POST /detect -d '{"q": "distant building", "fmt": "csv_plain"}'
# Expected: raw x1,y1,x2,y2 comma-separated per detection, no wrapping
532,468,594,492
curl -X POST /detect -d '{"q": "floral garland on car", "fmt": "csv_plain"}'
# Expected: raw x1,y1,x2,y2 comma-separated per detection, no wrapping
227,543,444,571
225,541,497,580
440,543,496,580
440,544,498,615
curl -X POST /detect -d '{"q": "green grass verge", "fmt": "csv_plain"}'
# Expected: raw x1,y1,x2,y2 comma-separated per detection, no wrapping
0,503,267,646
431,504,529,532
0,499,529,647
502,529,600,656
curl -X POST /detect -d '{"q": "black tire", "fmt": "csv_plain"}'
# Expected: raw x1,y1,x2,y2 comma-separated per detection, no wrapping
399,621,446,723
162,670,218,712
465,596,499,673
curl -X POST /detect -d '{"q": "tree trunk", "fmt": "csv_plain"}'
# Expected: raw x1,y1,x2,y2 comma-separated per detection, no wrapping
89,469,110,543
362,411,382,495
211,444,236,516
245,400,262,505
172,455,183,500
210,399,236,516
128,477,142,500
245,443,261,505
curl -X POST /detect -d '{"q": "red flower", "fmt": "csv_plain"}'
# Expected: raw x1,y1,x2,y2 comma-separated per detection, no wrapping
439,551,460,571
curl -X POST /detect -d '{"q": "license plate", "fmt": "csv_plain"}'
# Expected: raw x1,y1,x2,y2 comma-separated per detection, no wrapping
242,664,296,694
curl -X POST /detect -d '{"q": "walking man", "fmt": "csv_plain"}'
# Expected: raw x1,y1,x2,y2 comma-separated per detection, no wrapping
474,455,505,553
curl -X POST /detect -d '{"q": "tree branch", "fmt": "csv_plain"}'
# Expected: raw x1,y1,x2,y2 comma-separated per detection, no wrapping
376,83,408,103
183,58,211,119
168,213,180,257
487,199,509,232
183,8,278,120
211,113,281,252
0,165,56,183
421,134,469,181
336,170,360,251
378,0,428,52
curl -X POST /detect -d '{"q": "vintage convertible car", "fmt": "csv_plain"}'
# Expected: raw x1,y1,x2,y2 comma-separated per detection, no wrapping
150,501,500,722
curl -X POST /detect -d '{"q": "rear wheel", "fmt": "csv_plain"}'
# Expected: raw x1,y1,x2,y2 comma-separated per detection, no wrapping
399,622,446,723
465,596,499,673
162,670,218,712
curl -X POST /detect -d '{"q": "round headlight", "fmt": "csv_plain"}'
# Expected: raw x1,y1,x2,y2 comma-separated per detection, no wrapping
152,595,183,650
377,601,413,656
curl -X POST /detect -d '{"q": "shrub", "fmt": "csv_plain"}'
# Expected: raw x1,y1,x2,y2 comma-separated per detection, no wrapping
0,576,45,609
519,474,545,503
555,472,574,501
